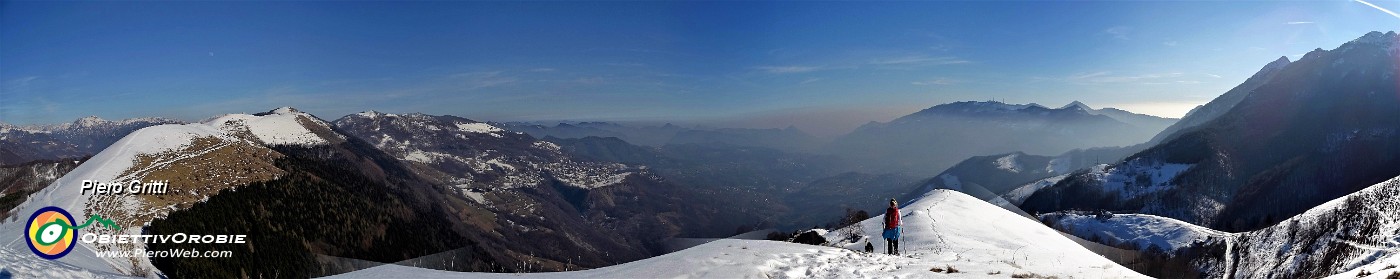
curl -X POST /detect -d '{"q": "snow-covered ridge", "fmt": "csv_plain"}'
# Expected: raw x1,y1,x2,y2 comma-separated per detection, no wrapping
330,190,1147,278
0,106,339,277
1227,174,1400,278
0,123,238,276
1041,173,1400,278
354,110,397,119
204,107,342,146
3,116,181,134
455,122,504,137
1001,174,1069,206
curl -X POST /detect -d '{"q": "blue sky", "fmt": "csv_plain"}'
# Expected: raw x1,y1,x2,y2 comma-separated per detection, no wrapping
3,1,1399,135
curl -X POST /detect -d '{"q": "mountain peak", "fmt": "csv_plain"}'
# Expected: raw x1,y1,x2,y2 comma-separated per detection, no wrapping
354,110,396,119
929,100,1034,112
1351,30,1399,46
270,107,301,115
1059,101,1092,111
74,116,109,127
1244,56,1293,82
251,107,312,117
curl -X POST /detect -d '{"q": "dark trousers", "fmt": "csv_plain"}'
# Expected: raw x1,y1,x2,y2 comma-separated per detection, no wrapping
886,238,899,255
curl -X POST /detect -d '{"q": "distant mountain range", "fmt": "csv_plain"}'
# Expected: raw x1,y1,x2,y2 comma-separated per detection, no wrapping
827,100,1174,176
0,117,181,165
501,121,825,154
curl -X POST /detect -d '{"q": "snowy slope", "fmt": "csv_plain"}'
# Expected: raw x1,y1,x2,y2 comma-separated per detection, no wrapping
1000,174,1068,206
1327,255,1400,279
205,106,343,146
1039,212,1227,252
0,116,181,165
0,246,138,279
910,147,1142,206
329,190,1147,278
1039,173,1400,278
0,107,339,277
0,124,235,276
1225,174,1400,278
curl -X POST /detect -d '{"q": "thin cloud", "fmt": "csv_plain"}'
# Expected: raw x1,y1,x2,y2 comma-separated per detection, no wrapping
754,66,824,74
800,78,822,85
911,77,961,86
1066,71,1186,84
1070,71,1112,80
1104,26,1132,40
602,62,647,67
7,76,39,86
1356,0,1400,20
448,71,518,91
868,55,970,66
1285,21,1315,25
3,76,41,95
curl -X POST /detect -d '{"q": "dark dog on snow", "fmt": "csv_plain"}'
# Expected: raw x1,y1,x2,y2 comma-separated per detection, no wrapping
864,242,874,253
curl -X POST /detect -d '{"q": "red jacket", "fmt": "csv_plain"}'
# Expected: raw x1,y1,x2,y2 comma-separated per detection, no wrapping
884,206,900,229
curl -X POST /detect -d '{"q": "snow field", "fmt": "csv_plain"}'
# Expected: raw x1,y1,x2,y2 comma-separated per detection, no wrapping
330,190,1148,278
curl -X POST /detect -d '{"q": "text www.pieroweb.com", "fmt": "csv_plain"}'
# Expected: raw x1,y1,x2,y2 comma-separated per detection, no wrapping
96,249,233,258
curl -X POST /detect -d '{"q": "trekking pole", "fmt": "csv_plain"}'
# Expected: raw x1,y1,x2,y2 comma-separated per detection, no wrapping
898,212,906,256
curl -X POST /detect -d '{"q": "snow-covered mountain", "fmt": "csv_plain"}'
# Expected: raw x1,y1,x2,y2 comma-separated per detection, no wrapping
326,189,1148,278
0,107,332,277
1042,173,1400,278
828,100,1172,176
331,111,761,268
0,117,181,165
4,107,710,278
333,111,638,191
1022,31,1400,232
906,145,1144,204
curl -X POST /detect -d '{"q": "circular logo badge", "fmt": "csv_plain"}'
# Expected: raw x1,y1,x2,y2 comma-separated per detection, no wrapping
26,206,77,260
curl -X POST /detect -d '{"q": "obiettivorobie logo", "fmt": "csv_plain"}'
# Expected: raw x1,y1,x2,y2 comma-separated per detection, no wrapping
25,205,249,260
25,206,121,259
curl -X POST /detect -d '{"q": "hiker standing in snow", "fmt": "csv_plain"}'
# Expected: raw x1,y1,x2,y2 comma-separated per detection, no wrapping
883,198,901,255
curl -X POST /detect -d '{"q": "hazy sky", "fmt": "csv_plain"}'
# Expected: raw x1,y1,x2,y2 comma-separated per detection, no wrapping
3,1,1399,136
